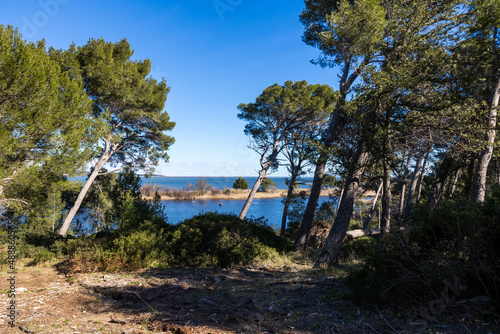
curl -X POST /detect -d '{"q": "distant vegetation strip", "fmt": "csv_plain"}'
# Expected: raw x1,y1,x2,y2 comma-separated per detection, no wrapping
141,183,375,201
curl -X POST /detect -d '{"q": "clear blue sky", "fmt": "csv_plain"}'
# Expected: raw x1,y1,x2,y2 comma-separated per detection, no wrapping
1,0,339,177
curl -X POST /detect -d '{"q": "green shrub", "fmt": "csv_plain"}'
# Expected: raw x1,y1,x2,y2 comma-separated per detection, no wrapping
233,177,249,190
29,247,56,265
166,213,291,267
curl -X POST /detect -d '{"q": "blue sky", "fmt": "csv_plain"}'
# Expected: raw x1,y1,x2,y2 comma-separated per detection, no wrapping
1,0,339,177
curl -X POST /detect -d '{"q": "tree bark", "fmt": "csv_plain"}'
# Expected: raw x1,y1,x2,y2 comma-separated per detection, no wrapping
403,151,425,222
314,141,368,267
473,65,500,202
363,179,382,229
59,150,111,236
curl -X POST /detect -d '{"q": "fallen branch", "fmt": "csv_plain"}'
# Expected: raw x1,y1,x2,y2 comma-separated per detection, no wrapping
344,228,380,243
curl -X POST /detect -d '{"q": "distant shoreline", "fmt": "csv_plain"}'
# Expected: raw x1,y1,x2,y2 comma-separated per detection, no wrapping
143,188,376,202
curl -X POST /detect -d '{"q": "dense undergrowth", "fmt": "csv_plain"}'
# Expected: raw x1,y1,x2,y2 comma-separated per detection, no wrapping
346,191,500,309
0,212,292,272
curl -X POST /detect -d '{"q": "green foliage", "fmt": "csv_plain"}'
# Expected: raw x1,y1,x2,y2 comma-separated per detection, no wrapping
29,247,56,265
42,213,291,272
322,0,386,63
51,37,175,169
233,177,249,190
166,213,291,267
259,177,275,192
346,194,500,307
0,24,94,213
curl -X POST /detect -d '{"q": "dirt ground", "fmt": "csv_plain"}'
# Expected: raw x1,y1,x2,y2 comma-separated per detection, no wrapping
1,259,498,334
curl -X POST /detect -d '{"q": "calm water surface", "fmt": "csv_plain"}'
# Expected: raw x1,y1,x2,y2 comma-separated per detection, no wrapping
160,196,333,228
70,176,335,229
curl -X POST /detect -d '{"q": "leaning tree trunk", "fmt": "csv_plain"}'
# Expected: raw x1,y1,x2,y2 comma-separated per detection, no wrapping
293,57,368,250
473,70,500,203
281,172,299,235
59,149,111,236
363,179,382,229
416,150,430,203
314,141,368,267
294,161,326,249
239,168,269,220
449,169,461,198
427,154,455,210
403,151,425,222
335,185,344,215
294,111,341,250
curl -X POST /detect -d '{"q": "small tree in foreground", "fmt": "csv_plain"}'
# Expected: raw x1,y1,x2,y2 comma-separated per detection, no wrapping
233,177,249,190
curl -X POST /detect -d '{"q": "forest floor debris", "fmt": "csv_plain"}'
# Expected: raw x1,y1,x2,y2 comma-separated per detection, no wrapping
1,259,497,333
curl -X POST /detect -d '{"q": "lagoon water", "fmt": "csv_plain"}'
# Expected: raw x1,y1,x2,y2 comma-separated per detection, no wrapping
70,176,333,229
160,196,333,228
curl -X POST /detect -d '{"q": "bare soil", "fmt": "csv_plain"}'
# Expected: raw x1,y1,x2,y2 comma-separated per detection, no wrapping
1,259,497,334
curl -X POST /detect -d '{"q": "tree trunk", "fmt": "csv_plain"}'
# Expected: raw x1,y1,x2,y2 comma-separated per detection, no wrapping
363,179,382,229
398,152,413,217
58,152,110,236
294,109,343,250
403,151,425,222
449,169,461,198
427,154,455,210
416,150,430,203
381,161,392,236
293,57,367,251
239,168,269,220
294,161,326,249
314,141,368,267
344,228,380,242
473,70,500,202
281,172,298,235
336,186,344,215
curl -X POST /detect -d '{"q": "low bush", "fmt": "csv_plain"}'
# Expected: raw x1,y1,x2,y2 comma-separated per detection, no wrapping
233,177,249,190
28,247,56,265
346,195,500,308
166,213,291,267
60,213,291,271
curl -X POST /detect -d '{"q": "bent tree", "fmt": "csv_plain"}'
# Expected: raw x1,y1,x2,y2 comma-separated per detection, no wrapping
238,80,336,219
54,38,175,236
